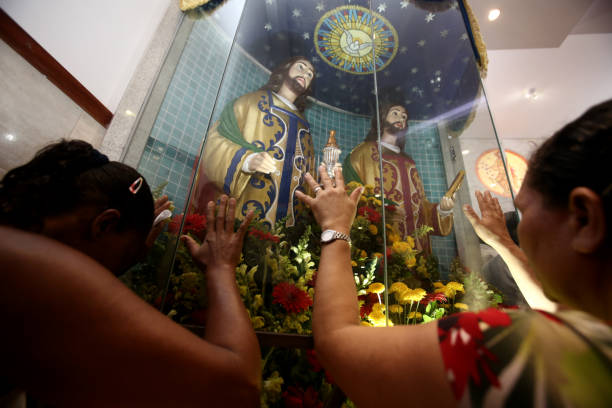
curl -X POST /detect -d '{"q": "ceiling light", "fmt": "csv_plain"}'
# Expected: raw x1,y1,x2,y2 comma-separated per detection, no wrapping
488,9,501,21
5,133,15,141
462,149,470,155
525,88,539,100
125,109,136,117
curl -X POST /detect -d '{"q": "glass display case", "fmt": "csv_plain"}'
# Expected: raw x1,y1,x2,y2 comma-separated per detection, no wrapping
121,0,521,405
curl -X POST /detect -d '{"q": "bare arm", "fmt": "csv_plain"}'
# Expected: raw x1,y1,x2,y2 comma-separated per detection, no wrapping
463,190,557,312
296,166,455,407
0,205,260,407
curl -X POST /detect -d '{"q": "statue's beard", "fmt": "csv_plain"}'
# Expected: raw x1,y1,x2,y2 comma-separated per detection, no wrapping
383,120,406,137
287,76,307,95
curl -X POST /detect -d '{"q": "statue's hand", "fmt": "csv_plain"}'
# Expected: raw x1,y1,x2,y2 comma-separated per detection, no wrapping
247,152,276,174
439,196,454,211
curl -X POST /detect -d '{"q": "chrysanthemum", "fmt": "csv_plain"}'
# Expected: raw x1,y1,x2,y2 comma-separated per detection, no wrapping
408,311,423,320
368,224,378,235
366,282,385,294
401,288,427,303
272,282,313,314
392,241,411,254
389,304,403,314
443,281,465,298
389,281,409,294
433,281,445,288
405,256,417,268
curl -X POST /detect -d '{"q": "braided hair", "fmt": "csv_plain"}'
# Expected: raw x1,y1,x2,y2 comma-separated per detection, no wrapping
0,140,154,234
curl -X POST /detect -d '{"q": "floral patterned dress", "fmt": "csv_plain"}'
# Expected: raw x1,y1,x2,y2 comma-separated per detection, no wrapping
437,308,612,407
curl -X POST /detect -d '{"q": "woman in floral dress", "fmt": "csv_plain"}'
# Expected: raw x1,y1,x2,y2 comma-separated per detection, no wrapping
297,100,612,407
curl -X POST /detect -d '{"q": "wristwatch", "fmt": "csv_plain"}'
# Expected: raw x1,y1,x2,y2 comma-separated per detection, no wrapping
321,229,351,245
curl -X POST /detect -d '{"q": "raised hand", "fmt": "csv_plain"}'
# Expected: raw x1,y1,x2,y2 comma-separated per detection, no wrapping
181,195,254,270
296,164,363,234
463,190,513,248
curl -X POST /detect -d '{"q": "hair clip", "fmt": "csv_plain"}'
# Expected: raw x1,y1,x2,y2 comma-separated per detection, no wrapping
129,177,143,194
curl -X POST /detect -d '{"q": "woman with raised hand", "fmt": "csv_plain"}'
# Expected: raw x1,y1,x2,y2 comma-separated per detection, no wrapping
296,99,612,407
0,140,260,407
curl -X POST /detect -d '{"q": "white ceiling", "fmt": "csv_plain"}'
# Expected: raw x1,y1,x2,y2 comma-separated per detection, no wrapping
468,0,612,144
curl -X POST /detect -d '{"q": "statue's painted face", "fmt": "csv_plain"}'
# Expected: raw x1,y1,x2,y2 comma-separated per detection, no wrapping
286,59,314,94
384,106,408,135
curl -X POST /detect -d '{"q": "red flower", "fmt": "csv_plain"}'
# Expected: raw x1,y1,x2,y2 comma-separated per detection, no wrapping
168,213,207,238
272,282,312,314
282,386,323,408
358,292,379,318
249,229,280,243
358,206,381,223
306,349,323,372
385,204,397,212
420,292,448,305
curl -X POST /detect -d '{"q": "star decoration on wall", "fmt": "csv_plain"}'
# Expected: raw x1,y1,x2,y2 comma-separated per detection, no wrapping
453,79,460,85
405,99,412,105
417,40,426,47
377,3,387,13
400,46,408,54
400,1,409,9
265,0,274,5
312,56,319,63
460,33,469,40
303,32,310,40
411,67,418,74
292,9,302,18
315,2,325,12
425,13,435,23
440,29,449,38
264,23,272,31
451,1,459,9
434,70,441,76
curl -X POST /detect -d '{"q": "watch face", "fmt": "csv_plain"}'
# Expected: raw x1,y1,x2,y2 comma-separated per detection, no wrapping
321,230,335,242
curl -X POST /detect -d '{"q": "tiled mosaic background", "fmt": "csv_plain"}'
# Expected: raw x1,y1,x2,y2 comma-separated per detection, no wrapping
137,17,456,273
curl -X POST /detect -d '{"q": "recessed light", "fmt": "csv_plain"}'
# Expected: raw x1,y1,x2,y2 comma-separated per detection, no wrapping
462,149,470,155
5,133,15,141
525,88,539,100
125,109,136,117
488,9,501,21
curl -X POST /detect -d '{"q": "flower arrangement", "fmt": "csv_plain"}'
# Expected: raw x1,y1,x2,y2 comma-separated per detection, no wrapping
122,182,502,407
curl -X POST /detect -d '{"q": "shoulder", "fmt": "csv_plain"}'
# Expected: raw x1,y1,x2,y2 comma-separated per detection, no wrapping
350,141,376,157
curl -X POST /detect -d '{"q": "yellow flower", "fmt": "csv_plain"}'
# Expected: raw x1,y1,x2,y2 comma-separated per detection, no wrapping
251,316,265,329
388,232,401,244
253,294,263,310
360,250,368,258
346,181,362,191
444,281,465,298
263,371,284,394
433,281,445,288
408,311,423,320
401,288,427,303
389,304,403,314
373,198,382,207
360,320,373,327
372,303,386,313
373,252,383,259
364,184,375,194
359,195,368,204
366,282,385,294
351,260,357,267
389,281,409,294
239,285,248,297
405,256,417,268
454,302,469,310
368,224,378,235
405,236,415,249
392,241,411,254
368,311,391,327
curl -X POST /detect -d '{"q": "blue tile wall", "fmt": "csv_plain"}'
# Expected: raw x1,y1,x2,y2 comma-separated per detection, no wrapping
136,16,456,272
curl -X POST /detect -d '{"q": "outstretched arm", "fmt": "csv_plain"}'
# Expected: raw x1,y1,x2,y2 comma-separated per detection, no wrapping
0,199,260,407
182,195,261,388
296,166,455,407
463,190,557,312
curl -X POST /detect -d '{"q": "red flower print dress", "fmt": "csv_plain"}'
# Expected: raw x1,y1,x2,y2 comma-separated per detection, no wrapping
437,308,612,406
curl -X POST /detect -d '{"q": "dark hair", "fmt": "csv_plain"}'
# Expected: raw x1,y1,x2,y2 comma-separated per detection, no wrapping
260,56,315,113
527,99,612,229
0,140,154,235
365,100,409,151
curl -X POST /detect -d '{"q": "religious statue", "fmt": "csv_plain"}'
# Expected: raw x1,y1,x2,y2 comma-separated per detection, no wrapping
343,102,455,254
193,57,316,228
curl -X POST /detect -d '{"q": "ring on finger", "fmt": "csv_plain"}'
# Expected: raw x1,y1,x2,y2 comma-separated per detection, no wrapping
313,185,323,195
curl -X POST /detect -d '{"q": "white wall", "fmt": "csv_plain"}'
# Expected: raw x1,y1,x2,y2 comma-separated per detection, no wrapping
0,0,171,113
484,33,612,141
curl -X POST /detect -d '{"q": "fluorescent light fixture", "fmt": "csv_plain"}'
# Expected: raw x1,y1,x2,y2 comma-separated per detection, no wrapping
488,9,501,21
